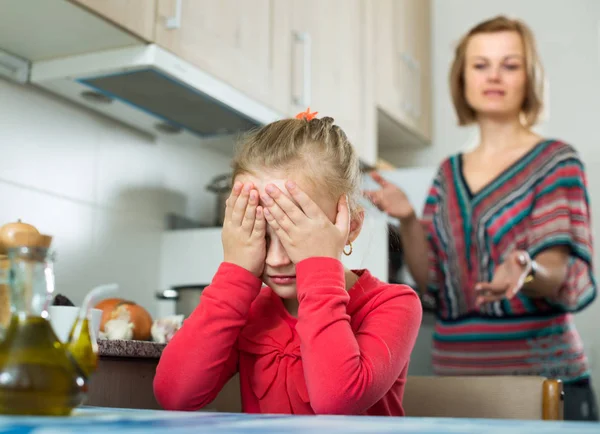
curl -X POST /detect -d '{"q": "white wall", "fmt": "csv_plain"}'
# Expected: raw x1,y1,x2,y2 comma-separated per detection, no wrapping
0,78,233,316
401,0,600,395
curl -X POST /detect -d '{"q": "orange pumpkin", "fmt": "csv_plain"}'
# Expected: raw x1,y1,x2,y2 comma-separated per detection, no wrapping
95,298,153,341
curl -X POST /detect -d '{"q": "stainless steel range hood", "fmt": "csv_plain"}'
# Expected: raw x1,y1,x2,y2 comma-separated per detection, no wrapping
29,44,283,143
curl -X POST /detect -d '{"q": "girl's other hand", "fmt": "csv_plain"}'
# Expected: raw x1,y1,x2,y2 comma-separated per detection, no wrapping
222,181,267,277
262,181,349,263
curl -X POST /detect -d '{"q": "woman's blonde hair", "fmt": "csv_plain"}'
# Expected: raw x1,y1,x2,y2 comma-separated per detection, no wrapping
449,15,545,127
232,116,362,216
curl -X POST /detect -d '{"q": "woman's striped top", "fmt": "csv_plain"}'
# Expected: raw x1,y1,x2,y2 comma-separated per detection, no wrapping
421,139,596,383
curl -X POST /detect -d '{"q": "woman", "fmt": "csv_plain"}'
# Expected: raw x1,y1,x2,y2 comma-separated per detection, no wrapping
365,16,598,421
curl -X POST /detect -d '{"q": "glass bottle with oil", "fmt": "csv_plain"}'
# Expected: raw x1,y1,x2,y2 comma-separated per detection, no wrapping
0,234,117,416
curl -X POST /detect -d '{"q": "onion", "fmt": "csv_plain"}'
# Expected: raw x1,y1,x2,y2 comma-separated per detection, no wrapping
0,219,39,254
95,298,125,331
95,298,153,341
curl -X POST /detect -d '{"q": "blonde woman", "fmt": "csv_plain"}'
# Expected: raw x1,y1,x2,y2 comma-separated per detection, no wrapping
365,16,598,421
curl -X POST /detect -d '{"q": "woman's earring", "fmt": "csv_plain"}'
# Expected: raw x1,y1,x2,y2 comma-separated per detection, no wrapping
343,242,353,256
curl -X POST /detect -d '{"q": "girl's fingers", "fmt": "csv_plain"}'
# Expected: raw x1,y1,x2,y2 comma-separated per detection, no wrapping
265,184,305,223
284,181,323,219
224,181,243,221
264,208,292,244
335,194,351,235
252,205,266,238
241,189,258,232
231,183,252,225
262,194,294,233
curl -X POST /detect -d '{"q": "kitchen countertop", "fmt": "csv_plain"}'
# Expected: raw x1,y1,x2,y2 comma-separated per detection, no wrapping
97,339,166,359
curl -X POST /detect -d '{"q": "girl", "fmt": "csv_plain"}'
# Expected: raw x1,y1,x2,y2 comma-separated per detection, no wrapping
153,110,423,415
365,16,598,421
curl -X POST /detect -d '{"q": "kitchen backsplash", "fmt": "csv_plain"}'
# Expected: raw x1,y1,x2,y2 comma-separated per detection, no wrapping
0,78,234,316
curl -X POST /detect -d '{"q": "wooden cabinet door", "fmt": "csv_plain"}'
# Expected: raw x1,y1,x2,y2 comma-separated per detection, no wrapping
69,0,157,41
373,0,432,144
408,0,432,141
374,0,412,130
154,0,290,114
289,0,371,162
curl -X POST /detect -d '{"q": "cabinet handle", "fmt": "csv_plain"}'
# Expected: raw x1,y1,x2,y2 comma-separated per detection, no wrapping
413,58,421,120
293,31,312,107
165,0,183,30
400,52,412,114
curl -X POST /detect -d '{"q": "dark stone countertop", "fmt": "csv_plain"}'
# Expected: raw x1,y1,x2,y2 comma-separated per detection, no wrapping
97,339,166,359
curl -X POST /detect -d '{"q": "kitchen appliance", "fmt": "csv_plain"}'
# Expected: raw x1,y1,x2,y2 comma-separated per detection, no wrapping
28,44,283,146
155,285,207,319
206,173,232,226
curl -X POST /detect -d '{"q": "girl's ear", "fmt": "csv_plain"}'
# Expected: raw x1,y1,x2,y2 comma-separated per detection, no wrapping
347,208,365,244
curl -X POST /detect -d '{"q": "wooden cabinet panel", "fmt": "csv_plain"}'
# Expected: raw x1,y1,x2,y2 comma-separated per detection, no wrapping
410,0,432,141
373,0,432,146
70,0,157,41
288,0,374,163
154,0,290,114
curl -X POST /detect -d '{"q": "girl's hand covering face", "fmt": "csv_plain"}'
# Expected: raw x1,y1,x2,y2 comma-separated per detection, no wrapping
261,180,350,263
222,181,267,277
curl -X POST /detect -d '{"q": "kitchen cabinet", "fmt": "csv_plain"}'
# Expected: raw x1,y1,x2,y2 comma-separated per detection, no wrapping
64,0,377,164
372,0,432,146
153,0,290,115
287,0,376,165
69,0,157,42
0,0,144,64
7,0,426,163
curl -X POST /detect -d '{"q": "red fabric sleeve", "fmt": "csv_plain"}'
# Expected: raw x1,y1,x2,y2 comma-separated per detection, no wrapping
153,262,263,411
294,257,423,415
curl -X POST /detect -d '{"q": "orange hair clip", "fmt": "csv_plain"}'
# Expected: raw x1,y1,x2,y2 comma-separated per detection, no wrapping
295,107,318,121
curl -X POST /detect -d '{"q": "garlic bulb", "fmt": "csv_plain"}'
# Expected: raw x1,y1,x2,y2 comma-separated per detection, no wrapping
151,315,184,343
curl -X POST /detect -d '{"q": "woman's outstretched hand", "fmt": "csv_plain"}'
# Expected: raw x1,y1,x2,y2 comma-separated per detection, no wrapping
475,250,533,306
363,172,416,221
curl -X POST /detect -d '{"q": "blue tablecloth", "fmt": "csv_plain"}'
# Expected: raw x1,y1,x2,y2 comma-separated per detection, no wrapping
0,407,597,433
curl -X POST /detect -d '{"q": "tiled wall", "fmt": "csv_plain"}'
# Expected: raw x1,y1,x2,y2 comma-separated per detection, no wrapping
0,79,234,315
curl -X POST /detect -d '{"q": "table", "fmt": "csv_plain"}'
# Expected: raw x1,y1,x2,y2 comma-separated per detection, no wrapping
0,407,597,433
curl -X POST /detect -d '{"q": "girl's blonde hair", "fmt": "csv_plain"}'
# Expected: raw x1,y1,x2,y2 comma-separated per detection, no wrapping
449,15,545,127
232,116,362,216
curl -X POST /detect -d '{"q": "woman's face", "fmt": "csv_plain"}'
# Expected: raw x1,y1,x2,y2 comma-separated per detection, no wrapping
463,31,527,121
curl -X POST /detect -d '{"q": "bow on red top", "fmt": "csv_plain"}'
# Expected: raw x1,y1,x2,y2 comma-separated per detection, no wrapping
237,290,311,414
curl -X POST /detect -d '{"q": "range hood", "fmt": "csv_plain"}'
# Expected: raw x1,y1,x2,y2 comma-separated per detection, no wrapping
29,44,283,143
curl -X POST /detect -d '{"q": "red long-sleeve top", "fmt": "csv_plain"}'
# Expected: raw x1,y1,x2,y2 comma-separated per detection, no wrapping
153,257,422,415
